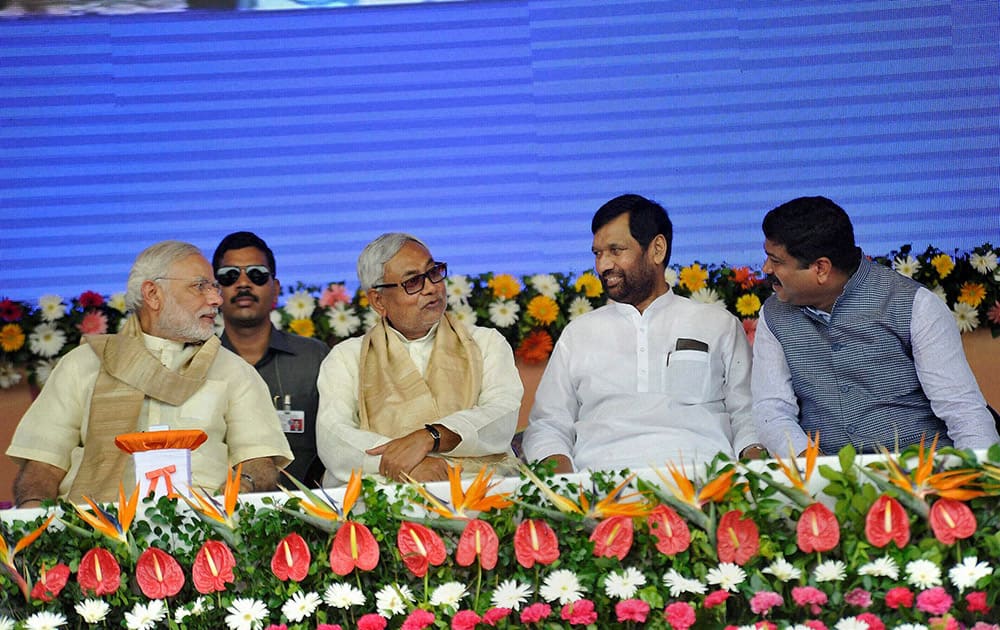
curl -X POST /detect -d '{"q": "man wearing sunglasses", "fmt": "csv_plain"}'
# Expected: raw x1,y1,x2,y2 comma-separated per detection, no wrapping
316,233,522,485
213,232,330,486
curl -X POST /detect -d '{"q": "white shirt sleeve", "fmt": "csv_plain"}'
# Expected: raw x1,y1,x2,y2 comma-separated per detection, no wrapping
751,310,810,456
720,315,758,455
521,333,579,469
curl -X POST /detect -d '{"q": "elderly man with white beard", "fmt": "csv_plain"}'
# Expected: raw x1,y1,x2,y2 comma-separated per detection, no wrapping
7,241,292,506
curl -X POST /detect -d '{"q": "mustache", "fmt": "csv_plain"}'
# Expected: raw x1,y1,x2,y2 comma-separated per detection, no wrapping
231,290,259,304
764,274,778,288
199,308,219,318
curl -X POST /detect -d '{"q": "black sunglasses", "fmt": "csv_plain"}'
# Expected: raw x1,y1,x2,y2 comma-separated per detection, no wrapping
215,265,272,287
372,262,447,295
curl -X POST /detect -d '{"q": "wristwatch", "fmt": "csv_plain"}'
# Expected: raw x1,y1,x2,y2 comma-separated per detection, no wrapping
424,424,441,453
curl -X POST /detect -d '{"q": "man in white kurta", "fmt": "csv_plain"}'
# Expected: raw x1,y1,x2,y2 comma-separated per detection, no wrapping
522,194,763,473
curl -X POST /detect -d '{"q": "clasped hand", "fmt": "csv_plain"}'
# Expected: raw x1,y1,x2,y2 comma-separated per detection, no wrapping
366,429,449,482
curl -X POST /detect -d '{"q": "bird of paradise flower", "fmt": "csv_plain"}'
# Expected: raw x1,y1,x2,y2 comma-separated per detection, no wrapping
62,484,141,560
177,464,243,547
517,463,652,530
0,514,56,601
641,462,738,544
744,432,822,509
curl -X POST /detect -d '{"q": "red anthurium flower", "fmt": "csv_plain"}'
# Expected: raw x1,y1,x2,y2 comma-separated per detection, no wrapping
30,563,70,602
647,504,691,556
929,498,976,545
716,510,760,566
796,503,840,553
330,521,380,576
397,521,447,578
456,519,499,570
78,548,121,596
589,515,634,560
192,540,236,594
865,495,910,549
513,519,560,569
135,547,185,599
271,532,311,582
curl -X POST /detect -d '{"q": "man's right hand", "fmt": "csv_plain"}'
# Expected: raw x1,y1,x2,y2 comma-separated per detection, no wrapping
541,454,574,474
366,429,436,482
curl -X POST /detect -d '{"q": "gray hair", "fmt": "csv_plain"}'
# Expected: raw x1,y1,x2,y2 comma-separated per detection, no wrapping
124,240,204,313
357,232,429,290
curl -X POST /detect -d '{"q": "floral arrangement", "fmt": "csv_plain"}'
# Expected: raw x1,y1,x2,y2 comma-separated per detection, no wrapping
1,440,999,629
1,243,997,389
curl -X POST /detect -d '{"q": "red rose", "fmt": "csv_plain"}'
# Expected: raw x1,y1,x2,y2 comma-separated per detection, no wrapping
716,510,759,565
589,515,633,560
30,564,70,602
796,503,840,553
648,504,691,556
865,495,910,548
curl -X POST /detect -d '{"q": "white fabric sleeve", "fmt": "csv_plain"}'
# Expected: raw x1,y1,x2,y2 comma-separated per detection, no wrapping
751,310,810,455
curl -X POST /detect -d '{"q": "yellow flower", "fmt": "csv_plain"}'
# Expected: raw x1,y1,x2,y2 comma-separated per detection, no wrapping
679,263,708,292
573,272,603,298
0,324,25,352
357,289,369,309
735,294,761,317
289,318,315,338
489,274,521,299
526,295,559,325
930,253,954,278
957,282,986,308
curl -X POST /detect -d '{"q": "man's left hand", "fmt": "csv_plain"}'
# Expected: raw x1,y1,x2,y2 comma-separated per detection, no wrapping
367,429,435,482
739,444,769,460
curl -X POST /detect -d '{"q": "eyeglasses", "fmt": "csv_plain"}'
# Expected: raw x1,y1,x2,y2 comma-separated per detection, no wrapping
155,277,223,296
372,262,448,295
215,265,271,287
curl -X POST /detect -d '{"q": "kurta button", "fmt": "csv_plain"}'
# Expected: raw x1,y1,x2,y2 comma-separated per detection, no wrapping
840,385,850,393
831,342,842,351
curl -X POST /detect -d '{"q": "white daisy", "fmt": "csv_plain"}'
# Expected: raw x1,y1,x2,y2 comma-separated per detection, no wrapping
948,556,992,592
664,266,679,288
0,361,22,389
23,611,67,630
813,559,847,583
762,557,802,582
530,274,560,299
690,287,724,307
430,581,468,608
38,294,66,321
539,568,584,605
567,296,593,321
28,323,67,358
108,291,127,313
124,600,166,630
446,274,472,306
952,302,980,333
175,608,192,625
833,617,869,630
362,308,381,331
892,255,921,278
969,251,998,274
269,310,284,329
324,582,366,608
488,299,520,327
283,290,316,320
491,578,532,611
328,303,361,338
0,617,15,630
375,583,414,618
225,597,269,630
75,599,110,623
190,596,212,615
895,625,929,630
448,302,477,330
930,284,948,302
604,566,647,599
905,559,943,589
705,563,746,592
663,568,707,597
282,590,321,623
858,556,899,580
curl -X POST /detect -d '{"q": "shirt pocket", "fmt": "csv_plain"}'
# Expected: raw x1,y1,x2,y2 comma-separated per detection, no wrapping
663,349,712,404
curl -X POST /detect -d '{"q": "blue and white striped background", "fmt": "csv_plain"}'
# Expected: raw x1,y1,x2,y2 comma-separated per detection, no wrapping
2,0,997,299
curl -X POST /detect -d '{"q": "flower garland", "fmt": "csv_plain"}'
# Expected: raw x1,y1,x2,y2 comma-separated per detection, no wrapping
0,441,998,629
1,243,997,389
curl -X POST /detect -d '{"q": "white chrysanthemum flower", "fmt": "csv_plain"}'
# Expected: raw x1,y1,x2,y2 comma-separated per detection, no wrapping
491,578,532,611
604,566,647,599
269,310,284,329
446,274,472,306
568,296,593,321
0,362,22,389
362,308,381,331
664,266,679,288
895,625,929,630
539,569,584,605
813,559,847,583
282,591,321,623
375,583,414,618
948,556,992,592
430,581,468,608
762,557,802,582
328,303,361,338
124,600,166,630
324,582,366,609
858,556,899,580
0,616,15,630
833,617,869,630
28,323,67,358
531,274,560,299
931,284,948,302
488,299,520,327
23,611,67,630
108,291,127,313
892,255,921,278
662,568,707,597
952,302,980,333
970,251,998,274
905,559,943,589
225,597,269,630
38,294,66,321
448,302,476,330
690,287,724,307
705,563,746,592
75,599,110,623
190,596,212,615
175,608,191,624
283,290,316,320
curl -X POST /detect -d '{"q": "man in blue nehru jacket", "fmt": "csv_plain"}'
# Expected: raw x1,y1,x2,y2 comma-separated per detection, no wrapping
752,196,999,456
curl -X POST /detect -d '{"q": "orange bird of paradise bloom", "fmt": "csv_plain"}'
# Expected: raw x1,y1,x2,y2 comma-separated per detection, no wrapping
75,484,140,545
0,513,56,599
765,432,822,508
404,464,512,519
180,464,243,529
284,469,363,523
877,435,984,503
519,464,652,520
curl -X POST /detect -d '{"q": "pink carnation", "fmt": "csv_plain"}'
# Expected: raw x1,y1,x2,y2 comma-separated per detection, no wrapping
970,624,1000,630
401,609,436,630
755,623,778,630
615,599,650,623
930,616,961,630
319,283,351,307
317,625,342,630
966,591,990,614
805,622,827,630
792,586,828,615
482,608,511,626
520,603,552,625
664,601,697,630
560,599,597,625
705,589,730,609
885,586,914,609
750,591,783,616
856,613,884,630
451,610,481,630
77,311,108,335
917,587,954,615
845,588,873,609
358,614,388,630
265,626,287,630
